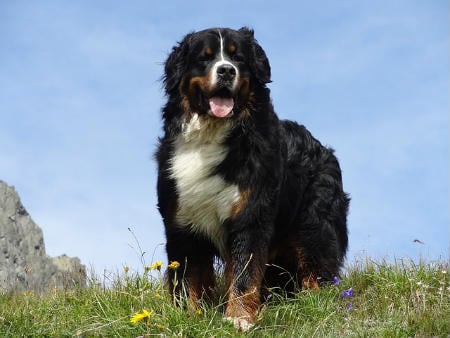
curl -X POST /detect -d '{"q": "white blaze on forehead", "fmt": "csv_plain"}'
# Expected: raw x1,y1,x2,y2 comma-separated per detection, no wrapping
210,30,239,89
218,29,225,61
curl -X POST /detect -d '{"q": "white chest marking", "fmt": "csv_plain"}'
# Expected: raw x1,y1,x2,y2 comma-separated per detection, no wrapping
169,114,239,255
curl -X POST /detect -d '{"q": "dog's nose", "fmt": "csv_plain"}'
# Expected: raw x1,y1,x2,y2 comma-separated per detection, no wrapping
217,64,236,81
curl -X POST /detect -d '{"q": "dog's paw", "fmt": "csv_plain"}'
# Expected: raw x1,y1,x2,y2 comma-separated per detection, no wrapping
223,316,254,332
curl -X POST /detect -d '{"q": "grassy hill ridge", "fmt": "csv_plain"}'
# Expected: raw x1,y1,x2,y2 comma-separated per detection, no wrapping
1,258,449,337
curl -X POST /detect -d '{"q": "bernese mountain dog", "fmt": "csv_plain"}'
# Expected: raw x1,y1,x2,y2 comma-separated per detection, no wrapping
155,27,349,331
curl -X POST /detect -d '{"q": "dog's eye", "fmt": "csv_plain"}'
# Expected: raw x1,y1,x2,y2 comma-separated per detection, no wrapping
198,56,210,62
231,53,245,62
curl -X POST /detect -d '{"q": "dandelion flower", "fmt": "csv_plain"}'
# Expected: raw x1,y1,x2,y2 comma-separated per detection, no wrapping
123,266,129,273
130,309,153,324
168,261,180,270
149,261,163,271
196,308,202,315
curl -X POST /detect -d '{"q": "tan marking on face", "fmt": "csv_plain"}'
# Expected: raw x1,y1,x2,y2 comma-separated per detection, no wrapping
188,76,211,94
228,44,236,54
238,77,250,99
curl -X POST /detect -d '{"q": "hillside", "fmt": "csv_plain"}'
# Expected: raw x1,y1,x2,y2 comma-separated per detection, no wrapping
0,258,449,337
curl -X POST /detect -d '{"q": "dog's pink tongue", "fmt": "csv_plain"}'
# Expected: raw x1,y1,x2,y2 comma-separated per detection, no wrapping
209,97,234,118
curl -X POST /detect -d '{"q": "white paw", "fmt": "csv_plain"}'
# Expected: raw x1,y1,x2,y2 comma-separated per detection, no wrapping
224,316,254,332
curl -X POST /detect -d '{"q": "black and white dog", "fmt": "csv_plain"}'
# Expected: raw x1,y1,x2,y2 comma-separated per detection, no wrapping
155,27,349,331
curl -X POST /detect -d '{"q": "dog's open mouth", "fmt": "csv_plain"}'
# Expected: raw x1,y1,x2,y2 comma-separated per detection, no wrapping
207,86,235,118
208,96,234,118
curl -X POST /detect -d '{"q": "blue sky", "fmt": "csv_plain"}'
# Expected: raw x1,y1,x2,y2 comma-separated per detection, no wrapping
1,1,448,273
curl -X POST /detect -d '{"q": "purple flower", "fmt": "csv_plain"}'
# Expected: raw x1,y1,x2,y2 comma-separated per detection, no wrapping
333,276,340,285
347,302,354,311
341,287,353,298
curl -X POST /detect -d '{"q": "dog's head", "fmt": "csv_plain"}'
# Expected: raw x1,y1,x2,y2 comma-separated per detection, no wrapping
163,27,271,119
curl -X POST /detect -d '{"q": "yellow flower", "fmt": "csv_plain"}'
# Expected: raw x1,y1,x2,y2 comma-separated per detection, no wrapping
168,261,180,270
130,309,153,324
148,261,163,271
196,308,202,315
123,266,129,273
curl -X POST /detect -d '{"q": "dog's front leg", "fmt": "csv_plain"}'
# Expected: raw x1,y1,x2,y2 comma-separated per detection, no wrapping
223,230,269,331
165,230,216,310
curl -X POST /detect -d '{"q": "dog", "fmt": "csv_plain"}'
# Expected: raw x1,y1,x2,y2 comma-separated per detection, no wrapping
155,27,349,331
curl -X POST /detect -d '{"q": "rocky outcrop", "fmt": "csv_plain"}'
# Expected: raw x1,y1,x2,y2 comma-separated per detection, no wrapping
0,180,86,294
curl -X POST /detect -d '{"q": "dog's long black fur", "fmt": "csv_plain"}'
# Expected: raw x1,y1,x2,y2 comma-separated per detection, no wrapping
155,27,349,330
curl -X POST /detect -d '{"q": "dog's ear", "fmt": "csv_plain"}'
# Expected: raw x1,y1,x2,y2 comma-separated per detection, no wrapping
163,32,193,94
239,27,271,84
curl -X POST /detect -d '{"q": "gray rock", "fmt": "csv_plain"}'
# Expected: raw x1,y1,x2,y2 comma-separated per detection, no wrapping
0,180,86,294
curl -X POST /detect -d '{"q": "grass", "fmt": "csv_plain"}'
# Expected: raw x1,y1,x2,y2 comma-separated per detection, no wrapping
0,258,449,337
